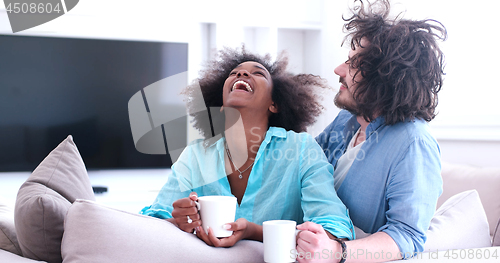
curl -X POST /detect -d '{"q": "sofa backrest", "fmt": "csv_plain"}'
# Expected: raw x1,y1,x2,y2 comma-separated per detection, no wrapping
438,161,500,242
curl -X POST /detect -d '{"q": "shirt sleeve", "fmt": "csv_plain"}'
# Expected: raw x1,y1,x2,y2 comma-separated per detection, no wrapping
379,138,442,258
139,146,194,219
300,137,355,240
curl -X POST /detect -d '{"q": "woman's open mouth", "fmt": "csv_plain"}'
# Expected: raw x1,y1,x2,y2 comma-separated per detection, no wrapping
231,80,253,93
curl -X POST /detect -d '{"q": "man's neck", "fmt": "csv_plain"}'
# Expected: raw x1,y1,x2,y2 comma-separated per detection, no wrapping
354,115,370,147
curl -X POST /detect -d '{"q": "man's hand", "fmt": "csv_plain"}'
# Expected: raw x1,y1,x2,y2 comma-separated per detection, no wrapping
296,222,342,263
170,192,201,233
195,218,253,247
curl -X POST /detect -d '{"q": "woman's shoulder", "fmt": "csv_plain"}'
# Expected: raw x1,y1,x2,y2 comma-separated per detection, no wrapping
179,136,224,158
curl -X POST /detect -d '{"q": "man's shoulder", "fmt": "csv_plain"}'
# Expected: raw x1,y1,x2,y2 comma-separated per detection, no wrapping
385,118,436,143
334,110,354,126
323,110,354,132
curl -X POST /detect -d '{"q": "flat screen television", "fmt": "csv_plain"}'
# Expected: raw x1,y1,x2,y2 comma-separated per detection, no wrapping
0,34,188,172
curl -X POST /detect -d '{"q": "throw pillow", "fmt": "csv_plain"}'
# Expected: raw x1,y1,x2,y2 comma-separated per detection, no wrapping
14,135,95,263
439,162,500,238
424,190,491,251
0,196,22,255
62,200,264,263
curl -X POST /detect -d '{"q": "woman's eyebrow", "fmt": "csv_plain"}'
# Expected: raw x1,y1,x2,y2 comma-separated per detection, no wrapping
253,65,268,73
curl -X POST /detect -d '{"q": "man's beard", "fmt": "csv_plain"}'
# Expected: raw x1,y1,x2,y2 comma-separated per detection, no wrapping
334,90,360,115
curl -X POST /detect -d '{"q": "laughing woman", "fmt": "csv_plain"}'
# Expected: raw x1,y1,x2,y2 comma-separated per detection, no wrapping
141,47,354,248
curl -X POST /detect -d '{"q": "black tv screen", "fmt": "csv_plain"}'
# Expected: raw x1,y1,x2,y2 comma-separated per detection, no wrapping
0,35,188,172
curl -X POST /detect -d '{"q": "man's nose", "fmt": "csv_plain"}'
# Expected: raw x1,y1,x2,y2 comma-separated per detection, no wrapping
334,64,345,77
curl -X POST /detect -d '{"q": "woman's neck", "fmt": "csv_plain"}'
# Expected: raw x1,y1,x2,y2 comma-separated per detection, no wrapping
224,109,268,164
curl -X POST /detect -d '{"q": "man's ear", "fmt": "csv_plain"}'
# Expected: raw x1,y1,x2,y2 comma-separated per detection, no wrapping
269,102,278,114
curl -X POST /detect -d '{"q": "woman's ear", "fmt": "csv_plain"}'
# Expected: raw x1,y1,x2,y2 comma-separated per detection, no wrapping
269,102,278,114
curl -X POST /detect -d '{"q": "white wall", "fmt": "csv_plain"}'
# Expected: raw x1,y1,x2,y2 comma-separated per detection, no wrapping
438,140,500,168
1,0,498,168
389,0,500,167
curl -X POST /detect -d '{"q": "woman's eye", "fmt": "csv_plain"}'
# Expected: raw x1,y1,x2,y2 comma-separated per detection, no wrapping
229,72,236,75
254,71,264,76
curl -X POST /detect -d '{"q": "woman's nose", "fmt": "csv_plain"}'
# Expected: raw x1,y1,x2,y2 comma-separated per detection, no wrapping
236,70,249,77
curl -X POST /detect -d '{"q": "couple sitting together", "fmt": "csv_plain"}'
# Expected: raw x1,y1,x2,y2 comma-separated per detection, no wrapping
141,0,446,262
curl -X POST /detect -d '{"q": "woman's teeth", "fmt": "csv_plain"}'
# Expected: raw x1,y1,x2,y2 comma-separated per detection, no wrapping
232,80,253,92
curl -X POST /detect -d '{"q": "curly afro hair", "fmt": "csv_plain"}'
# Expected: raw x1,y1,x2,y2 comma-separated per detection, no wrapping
182,46,329,140
343,0,447,124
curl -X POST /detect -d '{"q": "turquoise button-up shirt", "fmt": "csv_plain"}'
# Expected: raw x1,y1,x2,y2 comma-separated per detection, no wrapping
141,127,354,240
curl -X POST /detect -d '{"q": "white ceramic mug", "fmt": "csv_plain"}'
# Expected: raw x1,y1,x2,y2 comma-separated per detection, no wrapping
263,220,298,263
195,196,237,238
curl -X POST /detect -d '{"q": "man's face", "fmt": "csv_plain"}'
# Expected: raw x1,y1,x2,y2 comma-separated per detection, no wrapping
333,43,365,115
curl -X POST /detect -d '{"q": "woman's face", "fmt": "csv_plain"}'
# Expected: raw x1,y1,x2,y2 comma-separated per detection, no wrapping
222,61,277,115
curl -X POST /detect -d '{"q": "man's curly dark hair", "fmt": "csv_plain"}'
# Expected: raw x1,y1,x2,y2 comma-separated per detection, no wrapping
342,0,447,125
182,46,328,140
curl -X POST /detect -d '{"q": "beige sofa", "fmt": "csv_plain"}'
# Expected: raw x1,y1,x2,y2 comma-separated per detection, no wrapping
1,136,499,262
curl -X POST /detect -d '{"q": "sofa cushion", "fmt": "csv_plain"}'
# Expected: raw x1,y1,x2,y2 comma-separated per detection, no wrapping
424,190,491,251
0,249,47,263
0,196,22,256
14,135,95,263
439,162,500,238
494,219,500,246
62,200,264,263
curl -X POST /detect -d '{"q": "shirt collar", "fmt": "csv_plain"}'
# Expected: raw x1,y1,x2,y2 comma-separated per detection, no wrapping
343,114,386,142
211,126,287,151
263,126,287,142
255,127,286,160
366,115,385,137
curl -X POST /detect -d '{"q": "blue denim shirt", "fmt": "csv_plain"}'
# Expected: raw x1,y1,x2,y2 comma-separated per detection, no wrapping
316,110,442,258
141,127,354,240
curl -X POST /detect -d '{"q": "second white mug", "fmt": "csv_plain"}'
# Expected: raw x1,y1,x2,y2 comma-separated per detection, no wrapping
263,220,298,263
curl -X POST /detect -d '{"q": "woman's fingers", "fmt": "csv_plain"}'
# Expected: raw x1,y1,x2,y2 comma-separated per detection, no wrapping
224,218,249,231
196,226,214,246
189,192,198,201
223,221,242,231
171,206,198,218
207,227,224,247
172,198,196,210
171,194,201,233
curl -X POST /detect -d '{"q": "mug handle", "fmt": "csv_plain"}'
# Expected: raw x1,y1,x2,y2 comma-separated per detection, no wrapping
192,201,201,235
295,229,302,242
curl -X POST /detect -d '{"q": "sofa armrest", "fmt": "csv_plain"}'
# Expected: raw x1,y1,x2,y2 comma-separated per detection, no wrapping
62,200,264,263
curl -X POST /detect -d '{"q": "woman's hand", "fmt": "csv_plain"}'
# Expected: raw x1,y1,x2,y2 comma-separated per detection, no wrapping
195,218,255,247
296,222,341,263
170,192,201,233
